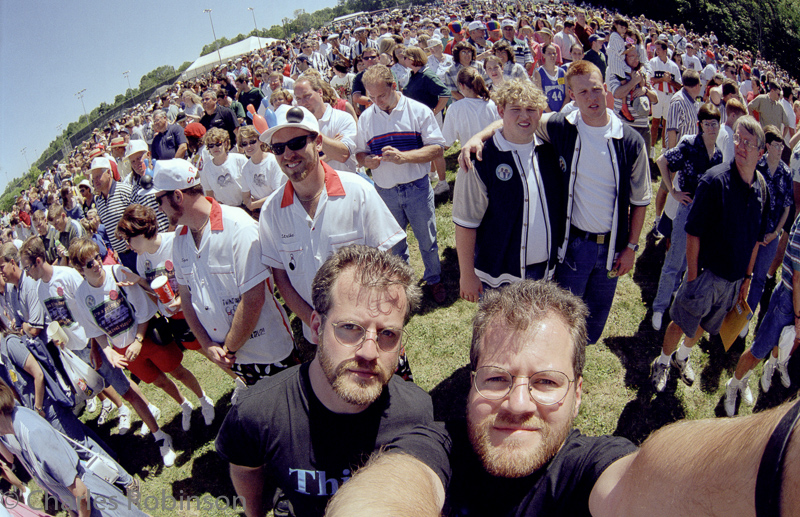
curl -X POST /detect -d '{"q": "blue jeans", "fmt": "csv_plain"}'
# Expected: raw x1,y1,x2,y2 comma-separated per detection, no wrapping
653,201,691,313
746,237,780,312
750,282,793,359
375,176,441,284
555,236,618,344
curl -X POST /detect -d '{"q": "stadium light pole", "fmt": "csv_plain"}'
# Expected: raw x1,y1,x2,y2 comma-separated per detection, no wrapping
123,70,132,98
20,148,29,171
204,9,223,66
248,8,262,49
75,89,87,118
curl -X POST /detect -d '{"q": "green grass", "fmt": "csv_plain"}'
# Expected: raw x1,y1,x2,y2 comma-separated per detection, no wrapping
23,144,800,516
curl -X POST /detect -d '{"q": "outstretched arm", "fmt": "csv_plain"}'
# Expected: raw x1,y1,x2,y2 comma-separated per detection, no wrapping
590,398,800,516
326,453,444,517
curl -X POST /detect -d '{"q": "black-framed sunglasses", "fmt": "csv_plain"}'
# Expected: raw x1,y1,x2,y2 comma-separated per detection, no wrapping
207,142,225,149
269,134,313,155
82,253,103,270
241,139,259,147
154,191,171,205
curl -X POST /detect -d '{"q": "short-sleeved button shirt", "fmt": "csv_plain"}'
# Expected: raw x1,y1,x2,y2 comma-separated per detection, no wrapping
174,199,294,365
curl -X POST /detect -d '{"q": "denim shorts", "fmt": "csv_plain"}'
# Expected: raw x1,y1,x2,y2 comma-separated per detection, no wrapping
750,283,794,359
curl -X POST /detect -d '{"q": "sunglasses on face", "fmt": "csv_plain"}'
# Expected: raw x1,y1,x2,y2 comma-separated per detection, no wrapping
83,254,102,270
242,139,259,147
207,142,225,149
269,134,312,155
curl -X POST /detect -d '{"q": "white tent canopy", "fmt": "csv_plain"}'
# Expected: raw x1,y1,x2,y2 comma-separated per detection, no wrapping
180,36,277,79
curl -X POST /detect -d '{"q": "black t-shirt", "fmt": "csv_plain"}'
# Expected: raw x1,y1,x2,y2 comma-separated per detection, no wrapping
199,105,239,145
445,422,637,517
238,88,265,122
215,363,452,517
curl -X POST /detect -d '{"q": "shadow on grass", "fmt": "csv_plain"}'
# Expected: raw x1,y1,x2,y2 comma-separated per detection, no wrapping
429,365,470,423
416,246,460,317
632,231,669,307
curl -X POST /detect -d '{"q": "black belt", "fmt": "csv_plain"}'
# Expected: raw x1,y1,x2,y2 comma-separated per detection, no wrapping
570,225,611,245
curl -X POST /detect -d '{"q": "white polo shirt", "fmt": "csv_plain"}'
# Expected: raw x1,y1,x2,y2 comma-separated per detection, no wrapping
173,199,293,365
198,151,247,207
259,163,405,341
74,265,158,350
318,104,359,173
355,94,446,189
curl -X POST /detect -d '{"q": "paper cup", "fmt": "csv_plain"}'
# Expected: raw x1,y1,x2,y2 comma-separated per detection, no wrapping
151,276,175,304
47,321,69,344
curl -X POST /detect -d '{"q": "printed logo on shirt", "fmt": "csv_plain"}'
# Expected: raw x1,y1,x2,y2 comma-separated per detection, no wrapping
290,468,351,496
558,156,567,173
89,296,135,338
495,164,513,181
85,295,96,308
217,173,235,187
222,296,241,320
44,297,75,327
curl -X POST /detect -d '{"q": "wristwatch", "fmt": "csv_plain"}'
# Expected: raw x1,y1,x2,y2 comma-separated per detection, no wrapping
627,242,639,252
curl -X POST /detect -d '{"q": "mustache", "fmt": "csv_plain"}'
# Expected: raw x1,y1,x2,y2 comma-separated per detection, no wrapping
491,412,545,430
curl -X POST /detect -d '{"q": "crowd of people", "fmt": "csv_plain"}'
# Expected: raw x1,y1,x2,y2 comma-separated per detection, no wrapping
2,0,800,515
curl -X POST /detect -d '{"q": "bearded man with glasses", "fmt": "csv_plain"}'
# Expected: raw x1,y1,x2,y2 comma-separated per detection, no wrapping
215,245,451,517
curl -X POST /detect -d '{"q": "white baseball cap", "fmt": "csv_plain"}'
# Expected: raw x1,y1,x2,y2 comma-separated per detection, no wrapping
152,159,201,193
260,106,321,144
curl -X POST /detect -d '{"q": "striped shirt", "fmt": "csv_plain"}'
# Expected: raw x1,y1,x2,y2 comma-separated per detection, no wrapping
780,215,800,290
94,180,133,254
665,88,698,146
129,178,170,233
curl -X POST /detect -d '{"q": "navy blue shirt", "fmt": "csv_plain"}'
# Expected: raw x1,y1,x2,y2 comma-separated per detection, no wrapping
664,134,722,196
150,123,187,160
685,162,768,281
755,157,793,233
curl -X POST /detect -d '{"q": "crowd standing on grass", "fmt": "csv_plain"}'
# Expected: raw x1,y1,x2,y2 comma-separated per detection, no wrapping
1,0,800,515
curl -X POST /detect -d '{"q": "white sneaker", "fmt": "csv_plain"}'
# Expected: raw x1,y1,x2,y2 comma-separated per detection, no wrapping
181,401,194,432
650,147,656,160
200,396,215,426
86,397,98,413
741,382,754,406
117,406,131,435
651,359,670,392
156,432,176,468
778,361,792,388
98,400,113,425
433,181,450,195
140,404,161,436
761,360,776,393
652,312,664,331
21,486,31,506
724,378,739,417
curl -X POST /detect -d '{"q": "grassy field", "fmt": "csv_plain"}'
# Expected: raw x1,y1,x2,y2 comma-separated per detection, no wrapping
21,146,800,516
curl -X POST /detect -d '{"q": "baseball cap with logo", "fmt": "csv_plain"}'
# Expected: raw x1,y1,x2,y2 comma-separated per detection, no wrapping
152,159,201,193
260,106,320,144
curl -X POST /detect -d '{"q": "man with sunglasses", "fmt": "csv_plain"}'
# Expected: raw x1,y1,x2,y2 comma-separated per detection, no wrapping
351,47,381,116
258,106,403,344
151,158,294,387
216,245,450,517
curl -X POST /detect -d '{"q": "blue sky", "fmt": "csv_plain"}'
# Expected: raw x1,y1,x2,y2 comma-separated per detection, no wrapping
0,0,334,192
